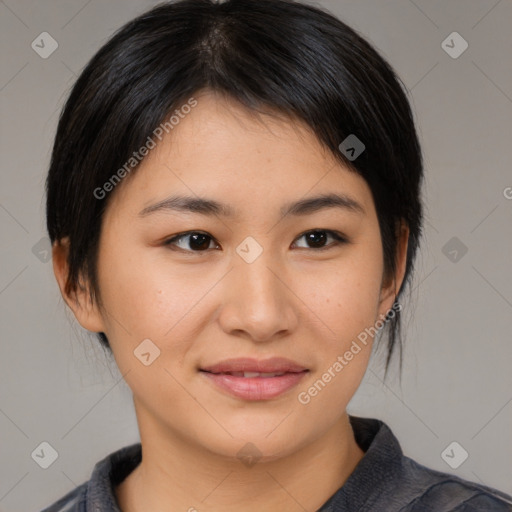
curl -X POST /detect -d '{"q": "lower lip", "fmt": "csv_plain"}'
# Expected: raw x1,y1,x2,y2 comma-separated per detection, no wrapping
200,371,308,400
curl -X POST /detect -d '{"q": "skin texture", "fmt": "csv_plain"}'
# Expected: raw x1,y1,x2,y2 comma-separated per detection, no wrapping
53,90,409,512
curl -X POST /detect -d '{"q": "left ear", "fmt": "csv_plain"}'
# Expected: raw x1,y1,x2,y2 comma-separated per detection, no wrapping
377,220,409,317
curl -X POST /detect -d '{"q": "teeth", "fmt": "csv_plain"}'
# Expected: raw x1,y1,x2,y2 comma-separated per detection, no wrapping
223,371,286,378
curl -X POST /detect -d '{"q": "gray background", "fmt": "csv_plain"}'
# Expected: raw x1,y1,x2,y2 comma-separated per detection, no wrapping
1,0,511,510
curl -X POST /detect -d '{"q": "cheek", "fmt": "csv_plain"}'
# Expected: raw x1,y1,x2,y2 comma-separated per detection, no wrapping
96,242,202,344
97,251,205,397
296,252,383,345
294,260,380,418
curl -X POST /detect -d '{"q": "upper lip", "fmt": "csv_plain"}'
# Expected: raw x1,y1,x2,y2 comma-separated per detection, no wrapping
200,357,308,374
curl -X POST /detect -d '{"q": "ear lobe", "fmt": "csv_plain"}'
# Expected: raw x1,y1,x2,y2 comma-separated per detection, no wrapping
52,238,106,333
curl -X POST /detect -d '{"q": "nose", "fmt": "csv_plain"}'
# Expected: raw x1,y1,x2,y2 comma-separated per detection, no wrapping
217,249,298,343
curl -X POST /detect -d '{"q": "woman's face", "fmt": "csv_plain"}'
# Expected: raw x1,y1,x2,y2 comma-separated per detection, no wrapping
60,91,406,461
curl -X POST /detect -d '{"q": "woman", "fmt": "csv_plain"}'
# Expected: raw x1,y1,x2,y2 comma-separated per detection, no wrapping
41,0,512,510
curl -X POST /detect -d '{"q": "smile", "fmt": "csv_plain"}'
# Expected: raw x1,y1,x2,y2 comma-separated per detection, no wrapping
199,371,308,401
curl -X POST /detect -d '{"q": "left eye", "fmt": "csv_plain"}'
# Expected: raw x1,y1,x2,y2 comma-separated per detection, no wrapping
163,230,348,252
293,230,348,250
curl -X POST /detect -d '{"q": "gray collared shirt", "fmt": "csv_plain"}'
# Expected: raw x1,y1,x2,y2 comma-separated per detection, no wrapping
40,416,512,511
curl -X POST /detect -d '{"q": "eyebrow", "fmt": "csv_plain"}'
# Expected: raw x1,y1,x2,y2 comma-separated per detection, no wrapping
138,192,366,218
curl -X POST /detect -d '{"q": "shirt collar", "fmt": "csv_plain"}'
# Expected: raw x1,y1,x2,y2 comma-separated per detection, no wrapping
85,415,402,511
318,415,404,511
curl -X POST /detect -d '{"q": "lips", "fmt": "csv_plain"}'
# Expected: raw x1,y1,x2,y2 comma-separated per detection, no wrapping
199,358,309,400
200,357,308,375
214,371,287,378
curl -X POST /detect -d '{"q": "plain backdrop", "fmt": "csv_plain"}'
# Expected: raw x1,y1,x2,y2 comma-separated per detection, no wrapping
0,0,511,510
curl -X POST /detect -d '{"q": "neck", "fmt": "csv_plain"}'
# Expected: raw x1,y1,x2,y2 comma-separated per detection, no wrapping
116,410,364,512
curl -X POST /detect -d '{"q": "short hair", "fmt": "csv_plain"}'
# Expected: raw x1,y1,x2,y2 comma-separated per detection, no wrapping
46,0,424,378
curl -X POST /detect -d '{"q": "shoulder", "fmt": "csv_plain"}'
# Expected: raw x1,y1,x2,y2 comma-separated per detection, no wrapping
39,442,142,511
394,455,512,511
341,416,512,512
39,483,87,511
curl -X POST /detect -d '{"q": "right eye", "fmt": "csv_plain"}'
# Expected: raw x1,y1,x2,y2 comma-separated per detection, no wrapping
163,231,220,252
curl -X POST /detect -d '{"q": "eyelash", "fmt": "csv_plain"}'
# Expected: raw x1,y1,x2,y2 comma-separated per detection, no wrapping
163,229,349,253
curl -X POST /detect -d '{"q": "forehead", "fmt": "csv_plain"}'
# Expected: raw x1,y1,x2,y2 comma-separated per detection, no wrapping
106,92,374,219
160,92,334,165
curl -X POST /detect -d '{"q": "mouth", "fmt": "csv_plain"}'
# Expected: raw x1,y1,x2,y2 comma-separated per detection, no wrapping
199,358,309,400
200,357,308,374
201,371,293,378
